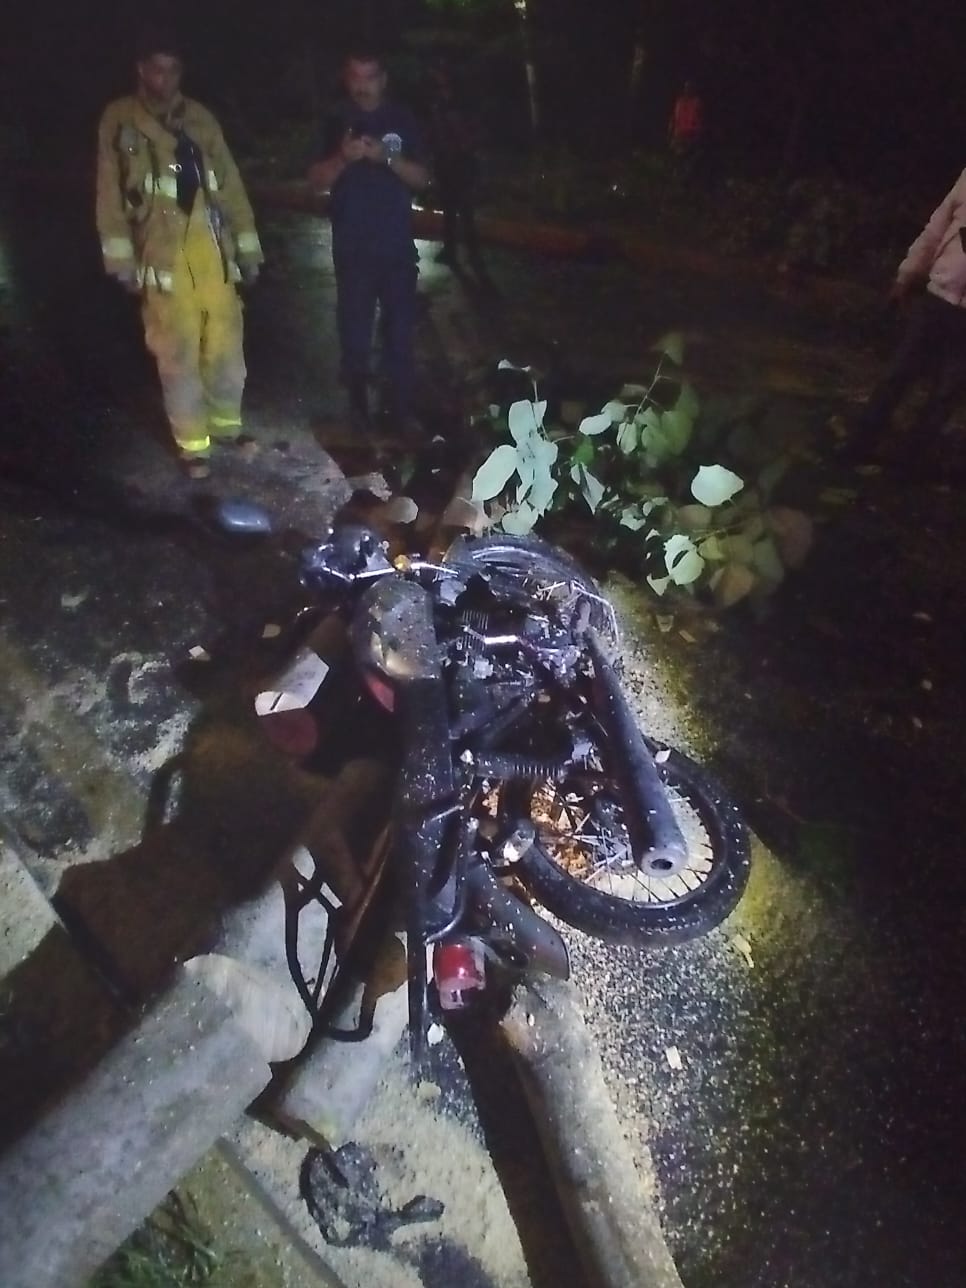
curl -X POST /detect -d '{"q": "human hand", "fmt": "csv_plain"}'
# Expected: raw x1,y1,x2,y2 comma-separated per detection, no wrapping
889,277,914,304
113,269,140,296
341,131,366,163
360,135,387,164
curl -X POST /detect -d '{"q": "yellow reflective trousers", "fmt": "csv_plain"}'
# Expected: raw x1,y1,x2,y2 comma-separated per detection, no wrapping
141,205,246,456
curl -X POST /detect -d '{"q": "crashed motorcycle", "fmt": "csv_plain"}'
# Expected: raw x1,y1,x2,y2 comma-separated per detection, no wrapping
219,502,751,1062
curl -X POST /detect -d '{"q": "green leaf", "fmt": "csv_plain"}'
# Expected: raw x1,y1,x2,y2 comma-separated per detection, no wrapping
472,444,521,501
660,403,694,455
675,380,700,422
691,464,745,507
515,454,536,501
508,399,541,442
752,535,785,583
619,382,649,401
501,501,539,534
652,330,685,365
676,504,713,533
635,405,662,431
664,534,706,586
647,574,671,596
601,399,630,423
578,410,613,436
638,411,673,466
766,506,814,568
620,504,648,530
711,561,757,608
616,421,639,455
497,358,530,372
572,437,596,466
528,463,559,513
738,514,766,542
698,534,727,562
721,533,756,565
570,462,606,513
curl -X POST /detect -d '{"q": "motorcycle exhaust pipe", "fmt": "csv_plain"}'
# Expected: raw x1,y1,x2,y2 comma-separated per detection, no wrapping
585,629,690,877
465,862,570,981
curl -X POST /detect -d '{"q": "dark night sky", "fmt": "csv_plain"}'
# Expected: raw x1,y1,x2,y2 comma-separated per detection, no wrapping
3,0,966,192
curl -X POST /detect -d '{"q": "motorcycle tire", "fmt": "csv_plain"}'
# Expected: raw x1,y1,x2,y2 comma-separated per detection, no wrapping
445,532,620,655
508,741,751,946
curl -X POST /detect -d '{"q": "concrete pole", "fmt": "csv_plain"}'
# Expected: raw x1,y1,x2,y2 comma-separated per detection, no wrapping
502,977,685,1288
0,972,273,1288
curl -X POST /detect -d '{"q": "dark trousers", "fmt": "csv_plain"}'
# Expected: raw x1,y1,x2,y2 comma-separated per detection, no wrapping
333,243,418,417
861,291,966,441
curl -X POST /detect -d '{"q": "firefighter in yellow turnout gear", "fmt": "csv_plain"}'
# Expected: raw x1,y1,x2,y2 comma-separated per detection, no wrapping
96,29,263,476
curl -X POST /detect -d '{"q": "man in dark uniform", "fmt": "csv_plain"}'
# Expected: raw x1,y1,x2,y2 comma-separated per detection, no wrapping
308,49,430,435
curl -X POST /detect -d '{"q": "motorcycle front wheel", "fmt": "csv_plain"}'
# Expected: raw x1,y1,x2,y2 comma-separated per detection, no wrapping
505,741,751,946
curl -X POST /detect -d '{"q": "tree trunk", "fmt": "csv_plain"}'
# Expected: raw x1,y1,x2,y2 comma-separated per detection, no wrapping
515,0,541,138
628,27,647,134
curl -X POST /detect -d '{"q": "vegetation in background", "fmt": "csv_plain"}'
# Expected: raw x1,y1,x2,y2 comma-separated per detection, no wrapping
471,336,815,609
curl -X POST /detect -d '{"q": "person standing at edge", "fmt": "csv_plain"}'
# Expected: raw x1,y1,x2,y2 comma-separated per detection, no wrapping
307,48,430,438
846,168,966,472
668,79,705,185
96,28,263,480
427,60,486,275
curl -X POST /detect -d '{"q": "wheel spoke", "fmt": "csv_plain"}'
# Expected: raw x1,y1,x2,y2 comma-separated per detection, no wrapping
528,774,721,909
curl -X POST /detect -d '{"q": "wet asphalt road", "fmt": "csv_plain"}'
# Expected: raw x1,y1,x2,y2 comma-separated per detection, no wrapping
1,182,964,1287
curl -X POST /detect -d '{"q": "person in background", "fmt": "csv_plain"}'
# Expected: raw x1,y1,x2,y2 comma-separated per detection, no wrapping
668,79,705,184
307,48,430,438
427,60,485,275
846,168,966,470
96,27,263,480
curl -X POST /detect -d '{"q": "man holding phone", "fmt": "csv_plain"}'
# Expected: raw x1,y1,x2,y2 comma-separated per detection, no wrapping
308,49,430,437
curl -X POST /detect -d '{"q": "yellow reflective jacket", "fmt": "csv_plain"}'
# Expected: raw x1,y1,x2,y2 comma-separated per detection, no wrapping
95,93,263,291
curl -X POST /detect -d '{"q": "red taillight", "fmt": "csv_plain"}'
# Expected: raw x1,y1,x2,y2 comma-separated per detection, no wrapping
432,940,485,1011
257,708,319,757
363,670,396,712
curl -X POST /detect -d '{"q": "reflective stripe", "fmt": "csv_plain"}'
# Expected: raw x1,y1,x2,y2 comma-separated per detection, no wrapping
143,174,178,199
101,236,134,261
207,170,219,192
175,434,211,454
136,266,174,293
236,231,261,256
210,415,242,429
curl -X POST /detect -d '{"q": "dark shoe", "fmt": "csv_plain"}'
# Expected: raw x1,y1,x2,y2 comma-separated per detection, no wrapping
180,454,210,481
213,431,259,460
